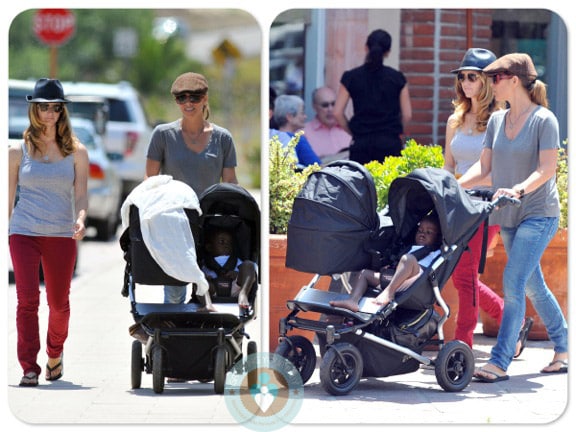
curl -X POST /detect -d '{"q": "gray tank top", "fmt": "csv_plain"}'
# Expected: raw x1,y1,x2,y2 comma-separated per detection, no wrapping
9,142,76,237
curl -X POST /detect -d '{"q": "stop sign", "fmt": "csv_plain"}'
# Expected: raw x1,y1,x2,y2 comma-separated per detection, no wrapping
33,9,76,46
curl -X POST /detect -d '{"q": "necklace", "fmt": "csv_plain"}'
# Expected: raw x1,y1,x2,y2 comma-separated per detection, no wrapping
38,138,56,162
466,111,477,135
507,104,533,130
181,121,208,145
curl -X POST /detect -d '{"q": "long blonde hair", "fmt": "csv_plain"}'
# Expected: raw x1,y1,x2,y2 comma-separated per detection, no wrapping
449,73,502,132
24,103,77,157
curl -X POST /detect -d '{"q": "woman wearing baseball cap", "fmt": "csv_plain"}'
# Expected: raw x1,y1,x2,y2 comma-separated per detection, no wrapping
9,78,89,386
459,53,568,381
145,72,238,307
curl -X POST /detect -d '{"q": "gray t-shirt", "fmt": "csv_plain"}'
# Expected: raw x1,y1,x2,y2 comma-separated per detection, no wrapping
485,106,560,228
147,120,237,196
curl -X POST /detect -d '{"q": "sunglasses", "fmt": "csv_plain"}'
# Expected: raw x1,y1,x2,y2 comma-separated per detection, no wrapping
175,93,204,104
491,72,514,85
319,101,335,108
37,103,64,113
457,72,480,83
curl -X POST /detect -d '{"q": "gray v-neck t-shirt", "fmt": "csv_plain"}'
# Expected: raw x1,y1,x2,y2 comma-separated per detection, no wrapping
485,106,560,228
147,120,237,196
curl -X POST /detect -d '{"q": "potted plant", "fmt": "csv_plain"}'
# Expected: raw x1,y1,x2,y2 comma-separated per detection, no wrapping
479,143,568,340
269,133,322,350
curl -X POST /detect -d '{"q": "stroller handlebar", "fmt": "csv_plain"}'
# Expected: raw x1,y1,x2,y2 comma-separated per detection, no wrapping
465,188,521,208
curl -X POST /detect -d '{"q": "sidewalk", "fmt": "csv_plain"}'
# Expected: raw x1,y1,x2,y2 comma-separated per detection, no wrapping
4,232,570,430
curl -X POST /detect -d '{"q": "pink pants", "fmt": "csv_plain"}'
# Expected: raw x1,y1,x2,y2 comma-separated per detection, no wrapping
452,225,504,348
9,234,76,376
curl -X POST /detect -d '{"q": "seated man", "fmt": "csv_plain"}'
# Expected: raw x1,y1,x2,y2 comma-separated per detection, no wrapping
202,228,257,312
304,86,351,163
330,214,442,312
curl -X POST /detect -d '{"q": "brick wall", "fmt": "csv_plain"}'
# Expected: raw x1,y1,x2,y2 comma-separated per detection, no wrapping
400,9,493,147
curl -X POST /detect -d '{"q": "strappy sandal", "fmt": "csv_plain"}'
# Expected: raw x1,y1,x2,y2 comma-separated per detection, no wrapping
45,357,63,381
514,317,534,358
19,372,39,387
541,359,568,374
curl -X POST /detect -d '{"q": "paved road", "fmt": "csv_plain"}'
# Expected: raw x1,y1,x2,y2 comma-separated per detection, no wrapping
4,200,571,430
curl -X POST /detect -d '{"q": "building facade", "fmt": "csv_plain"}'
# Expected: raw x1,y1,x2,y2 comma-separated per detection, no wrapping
270,8,568,148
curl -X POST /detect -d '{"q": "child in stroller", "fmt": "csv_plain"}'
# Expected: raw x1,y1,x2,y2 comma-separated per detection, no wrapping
200,226,258,315
330,213,441,312
121,178,260,394
277,162,520,396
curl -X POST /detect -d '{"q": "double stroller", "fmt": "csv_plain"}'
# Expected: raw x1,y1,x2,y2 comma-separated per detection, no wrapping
276,161,516,395
120,178,260,394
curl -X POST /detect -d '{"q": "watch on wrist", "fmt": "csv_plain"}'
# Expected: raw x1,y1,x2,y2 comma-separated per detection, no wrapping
514,186,525,198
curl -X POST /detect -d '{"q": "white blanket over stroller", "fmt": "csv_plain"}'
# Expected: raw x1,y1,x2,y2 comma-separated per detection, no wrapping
120,175,209,295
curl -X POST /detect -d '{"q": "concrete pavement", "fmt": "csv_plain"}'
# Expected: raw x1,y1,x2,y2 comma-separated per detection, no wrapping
4,227,570,431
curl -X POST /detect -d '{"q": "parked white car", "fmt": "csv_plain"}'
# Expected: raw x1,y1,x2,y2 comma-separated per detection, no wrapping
61,80,153,197
8,116,123,241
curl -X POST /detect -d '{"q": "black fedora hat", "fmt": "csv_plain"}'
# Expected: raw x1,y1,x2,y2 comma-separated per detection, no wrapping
451,48,497,74
26,78,69,103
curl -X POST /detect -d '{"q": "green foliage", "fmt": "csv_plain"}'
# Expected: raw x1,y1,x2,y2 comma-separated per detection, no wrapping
8,9,261,189
269,133,320,234
365,139,445,211
557,142,568,229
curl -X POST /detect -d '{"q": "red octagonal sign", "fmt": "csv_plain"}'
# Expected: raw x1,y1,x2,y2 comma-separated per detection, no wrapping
34,9,76,46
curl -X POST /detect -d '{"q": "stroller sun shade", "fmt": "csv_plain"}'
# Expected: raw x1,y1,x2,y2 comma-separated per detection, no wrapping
286,160,380,275
388,167,492,246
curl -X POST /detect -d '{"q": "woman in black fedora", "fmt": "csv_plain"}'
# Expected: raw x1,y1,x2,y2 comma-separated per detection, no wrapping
9,78,89,386
443,48,534,354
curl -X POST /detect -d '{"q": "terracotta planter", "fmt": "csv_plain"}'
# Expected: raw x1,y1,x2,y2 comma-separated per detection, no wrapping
269,234,330,351
479,229,568,340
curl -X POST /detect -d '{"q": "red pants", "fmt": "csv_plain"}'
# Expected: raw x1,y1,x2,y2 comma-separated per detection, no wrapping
452,225,504,348
9,234,76,376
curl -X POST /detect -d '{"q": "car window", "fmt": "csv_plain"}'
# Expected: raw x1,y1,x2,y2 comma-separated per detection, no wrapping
107,99,131,123
72,127,96,149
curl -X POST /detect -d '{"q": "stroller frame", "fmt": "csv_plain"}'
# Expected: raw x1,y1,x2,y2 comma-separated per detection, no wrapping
276,165,517,396
277,244,469,396
122,182,260,394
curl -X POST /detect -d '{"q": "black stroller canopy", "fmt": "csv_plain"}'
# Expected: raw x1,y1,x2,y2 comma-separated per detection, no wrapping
199,182,260,264
388,168,491,245
286,160,380,275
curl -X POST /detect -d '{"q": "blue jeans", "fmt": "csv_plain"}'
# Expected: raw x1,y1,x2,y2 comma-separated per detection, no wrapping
490,217,568,371
163,285,187,304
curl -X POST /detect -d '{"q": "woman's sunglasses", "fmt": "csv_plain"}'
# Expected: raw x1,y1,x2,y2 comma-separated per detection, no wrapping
491,72,514,85
37,103,64,113
457,72,480,83
319,101,335,108
175,93,204,104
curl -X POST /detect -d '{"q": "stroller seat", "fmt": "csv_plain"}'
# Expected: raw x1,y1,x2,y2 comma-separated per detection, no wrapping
288,286,378,322
120,179,260,395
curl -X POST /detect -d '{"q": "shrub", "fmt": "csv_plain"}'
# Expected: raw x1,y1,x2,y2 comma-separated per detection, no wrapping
365,139,445,211
557,142,568,229
269,132,320,234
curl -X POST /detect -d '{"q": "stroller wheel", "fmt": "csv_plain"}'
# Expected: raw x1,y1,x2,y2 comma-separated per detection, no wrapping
151,345,165,394
319,342,363,396
246,341,258,389
214,346,228,395
131,340,143,389
275,335,316,384
435,340,475,392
